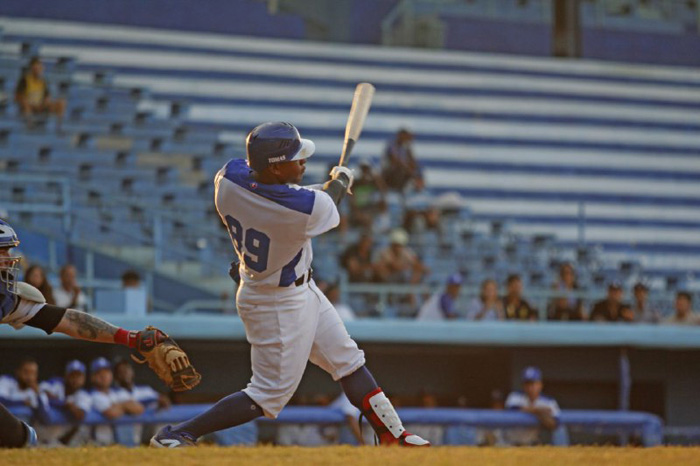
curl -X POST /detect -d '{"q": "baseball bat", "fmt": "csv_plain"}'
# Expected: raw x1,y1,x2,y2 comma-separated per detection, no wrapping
339,82,375,167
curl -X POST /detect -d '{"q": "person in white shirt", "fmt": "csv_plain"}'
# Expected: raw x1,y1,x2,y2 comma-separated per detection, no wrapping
114,359,169,445
504,366,561,445
52,264,89,312
37,359,92,445
89,357,144,445
0,358,41,409
417,274,462,320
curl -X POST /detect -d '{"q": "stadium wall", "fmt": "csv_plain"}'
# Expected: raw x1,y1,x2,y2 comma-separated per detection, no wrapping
2,1,700,65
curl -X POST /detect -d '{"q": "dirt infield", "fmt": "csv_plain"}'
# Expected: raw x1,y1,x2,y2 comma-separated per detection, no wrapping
4,446,700,466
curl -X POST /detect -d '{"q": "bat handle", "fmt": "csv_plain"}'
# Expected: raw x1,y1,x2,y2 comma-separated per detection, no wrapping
339,139,356,167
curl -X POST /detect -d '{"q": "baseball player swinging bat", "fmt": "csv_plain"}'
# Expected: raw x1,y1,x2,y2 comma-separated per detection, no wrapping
339,82,375,167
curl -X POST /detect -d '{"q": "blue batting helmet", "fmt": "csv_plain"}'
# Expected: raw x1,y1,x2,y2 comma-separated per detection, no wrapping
246,122,315,173
0,219,21,296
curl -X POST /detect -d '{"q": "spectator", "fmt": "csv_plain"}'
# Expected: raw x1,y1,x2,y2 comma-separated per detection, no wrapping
323,283,356,322
375,228,427,284
14,56,66,130
89,357,144,445
121,269,142,288
503,274,538,321
663,292,698,325
340,234,376,283
548,263,584,321
349,159,386,229
24,264,55,305
466,278,504,321
505,367,561,446
53,264,89,312
0,358,40,408
381,128,424,193
590,282,633,322
630,282,660,323
38,360,92,445
113,359,169,410
416,273,462,320
113,359,169,445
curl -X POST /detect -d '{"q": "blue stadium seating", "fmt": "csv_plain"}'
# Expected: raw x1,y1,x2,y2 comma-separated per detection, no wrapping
0,17,698,310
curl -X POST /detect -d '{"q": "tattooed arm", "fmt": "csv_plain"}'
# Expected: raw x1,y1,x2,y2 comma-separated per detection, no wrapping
52,309,119,343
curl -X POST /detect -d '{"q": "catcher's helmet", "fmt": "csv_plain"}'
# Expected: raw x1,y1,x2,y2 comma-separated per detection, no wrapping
246,122,315,173
0,219,21,295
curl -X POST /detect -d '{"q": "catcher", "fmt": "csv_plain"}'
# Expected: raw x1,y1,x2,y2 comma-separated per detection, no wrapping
0,219,200,448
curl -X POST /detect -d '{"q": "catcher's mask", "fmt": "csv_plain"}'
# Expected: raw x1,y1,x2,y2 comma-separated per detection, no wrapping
0,219,21,295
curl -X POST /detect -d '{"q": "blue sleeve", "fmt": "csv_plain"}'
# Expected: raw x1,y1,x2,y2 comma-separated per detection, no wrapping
439,294,457,318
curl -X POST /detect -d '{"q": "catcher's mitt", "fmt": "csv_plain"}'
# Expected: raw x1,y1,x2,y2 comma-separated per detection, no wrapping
131,326,201,392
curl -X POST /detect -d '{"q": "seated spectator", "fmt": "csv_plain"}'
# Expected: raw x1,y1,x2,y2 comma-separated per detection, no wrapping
630,282,660,323
38,360,92,445
374,228,428,284
89,357,144,445
416,273,462,320
0,358,40,408
349,159,386,229
381,128,424,193
114,359,169,445
505,367,560,446
340,234,376,283
590,282,633,322
466,278,504,321
53,264,89,312
503,274,538,321
663,291,698,325
14,56,66,130
24,264,55,305
548,263,584,321
113,359,169,410
121,269,142,288
323,283,356,321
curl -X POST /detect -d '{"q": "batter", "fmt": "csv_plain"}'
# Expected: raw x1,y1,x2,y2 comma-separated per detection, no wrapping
151,122,429,447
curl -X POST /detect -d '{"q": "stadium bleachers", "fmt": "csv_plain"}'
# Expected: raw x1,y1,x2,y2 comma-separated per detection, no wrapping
0,17,699,309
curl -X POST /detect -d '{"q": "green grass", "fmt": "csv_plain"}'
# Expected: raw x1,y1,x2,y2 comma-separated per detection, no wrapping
4,446,700,466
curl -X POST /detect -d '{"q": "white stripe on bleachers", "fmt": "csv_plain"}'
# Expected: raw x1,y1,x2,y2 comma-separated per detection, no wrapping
106,74,700,126
425,169,700,198
197,105,700,148
25,43,700,105
2,17,700,84
508,223,700,246
465,200,700,223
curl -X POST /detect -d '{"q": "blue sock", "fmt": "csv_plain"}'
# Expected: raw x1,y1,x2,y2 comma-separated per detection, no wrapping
173,391,263,439
340,365,379,409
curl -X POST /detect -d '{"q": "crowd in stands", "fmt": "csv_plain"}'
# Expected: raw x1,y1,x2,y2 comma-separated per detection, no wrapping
333,129,698,325
0,356,165,446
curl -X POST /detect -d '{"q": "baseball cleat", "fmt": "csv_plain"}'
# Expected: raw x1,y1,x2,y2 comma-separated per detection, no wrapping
150,425,197,448
23,422,38,447
362,387,431,447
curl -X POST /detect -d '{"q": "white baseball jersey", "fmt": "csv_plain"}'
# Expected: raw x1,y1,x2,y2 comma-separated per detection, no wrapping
214,159,365,419
0,374,39,407
504,391,561,445
91,387,137,445
40,377,92,412
214,159,339,288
